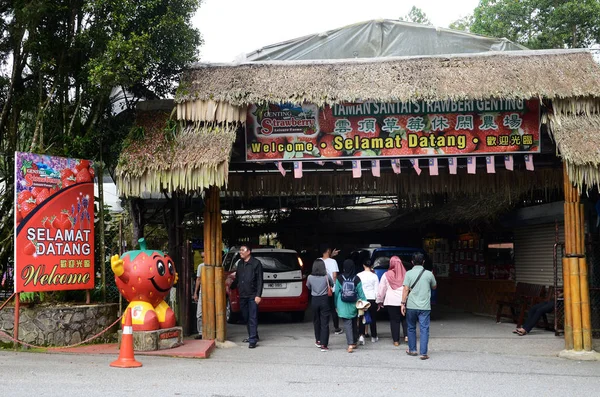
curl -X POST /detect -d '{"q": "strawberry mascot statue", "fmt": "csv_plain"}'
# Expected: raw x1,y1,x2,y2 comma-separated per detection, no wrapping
111,238,179,331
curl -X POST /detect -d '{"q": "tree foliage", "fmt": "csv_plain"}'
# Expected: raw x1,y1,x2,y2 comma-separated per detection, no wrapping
449,15,473,32
0,0,202,270
470,0,600,49
400,6,432,25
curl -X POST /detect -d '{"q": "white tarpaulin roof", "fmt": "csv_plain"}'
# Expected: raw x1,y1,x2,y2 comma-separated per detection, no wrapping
245,19,526,61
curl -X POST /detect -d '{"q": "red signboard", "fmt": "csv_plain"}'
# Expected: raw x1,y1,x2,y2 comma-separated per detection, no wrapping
245,99,540,162
14,152,95,293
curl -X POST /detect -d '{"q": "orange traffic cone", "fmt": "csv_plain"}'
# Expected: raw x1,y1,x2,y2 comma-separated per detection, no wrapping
110,308,142,368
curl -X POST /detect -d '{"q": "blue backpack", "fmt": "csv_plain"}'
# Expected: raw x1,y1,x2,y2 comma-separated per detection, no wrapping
341,276,358,302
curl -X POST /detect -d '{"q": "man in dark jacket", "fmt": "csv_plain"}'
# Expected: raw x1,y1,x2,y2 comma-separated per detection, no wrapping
234,245,263,348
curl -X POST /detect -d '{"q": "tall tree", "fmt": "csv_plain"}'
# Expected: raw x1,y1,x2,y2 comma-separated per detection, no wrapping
449,15,473,32
471,0,600,49
400,6,432,25
0,0,202,270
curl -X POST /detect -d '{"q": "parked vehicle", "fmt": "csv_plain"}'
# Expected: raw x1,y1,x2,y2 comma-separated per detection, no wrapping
351,245,428,280
223,247,309,323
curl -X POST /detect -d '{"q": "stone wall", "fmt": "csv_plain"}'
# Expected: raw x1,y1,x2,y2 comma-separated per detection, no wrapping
0,303,119,347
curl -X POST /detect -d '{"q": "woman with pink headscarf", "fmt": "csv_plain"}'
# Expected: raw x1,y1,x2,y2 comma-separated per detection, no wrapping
376,256,408,346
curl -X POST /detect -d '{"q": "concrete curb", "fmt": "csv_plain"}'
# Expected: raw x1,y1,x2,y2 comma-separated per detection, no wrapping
558,349,600,361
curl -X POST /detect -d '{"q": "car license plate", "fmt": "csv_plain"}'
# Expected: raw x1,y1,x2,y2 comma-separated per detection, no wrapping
266,282,285,289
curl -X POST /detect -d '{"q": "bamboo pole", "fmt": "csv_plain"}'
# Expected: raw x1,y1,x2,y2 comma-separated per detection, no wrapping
205,264,216,340
214,187,226,342
568,257,583,351
202,188,211,339
562,257,573,350
564,203,572,254
573,203,582,256
215,266,225,342
578,257,592,351
579,203,586,254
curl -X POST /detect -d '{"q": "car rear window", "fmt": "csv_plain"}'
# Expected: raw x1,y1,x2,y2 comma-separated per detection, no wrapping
254,252,301,273
372,251,417,271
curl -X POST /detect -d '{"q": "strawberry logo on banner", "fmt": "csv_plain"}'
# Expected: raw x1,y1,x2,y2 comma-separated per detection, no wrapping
15,152,95,293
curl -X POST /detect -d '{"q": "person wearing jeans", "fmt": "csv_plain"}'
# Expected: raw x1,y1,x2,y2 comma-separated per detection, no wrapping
514,299,555,336
401,252,437,360
231,245,263,348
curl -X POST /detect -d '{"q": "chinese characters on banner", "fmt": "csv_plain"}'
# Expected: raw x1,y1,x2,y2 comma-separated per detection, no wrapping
14,152,95,293
244,100,540,162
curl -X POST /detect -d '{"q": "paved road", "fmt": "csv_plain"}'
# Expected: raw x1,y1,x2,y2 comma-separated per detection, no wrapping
1,309,598,397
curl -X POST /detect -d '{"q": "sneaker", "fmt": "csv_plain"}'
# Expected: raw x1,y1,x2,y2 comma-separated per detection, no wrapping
334,328,344,335
320,346,329,352
371,336,379,343
358,335,365,345
248,343,257,349
315,341,321,348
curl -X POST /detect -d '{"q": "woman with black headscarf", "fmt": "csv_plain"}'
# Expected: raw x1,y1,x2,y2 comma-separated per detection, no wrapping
334,259,367,353
306,259,333,351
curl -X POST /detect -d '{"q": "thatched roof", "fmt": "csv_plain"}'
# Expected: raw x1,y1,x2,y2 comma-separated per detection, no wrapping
547,98,600,190
176,49,600,111
115,105,236,197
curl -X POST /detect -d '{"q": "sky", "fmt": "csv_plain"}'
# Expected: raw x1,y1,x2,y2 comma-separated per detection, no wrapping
193,0,480,63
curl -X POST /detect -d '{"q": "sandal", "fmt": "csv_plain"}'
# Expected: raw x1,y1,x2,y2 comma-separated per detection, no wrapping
516,329,528,336
404,336,408,342
420,355,429,360
347,346,354,353
406,350,418,356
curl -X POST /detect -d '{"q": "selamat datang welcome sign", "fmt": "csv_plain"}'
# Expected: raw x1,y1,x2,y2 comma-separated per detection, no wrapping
14,152,95,293
244,99,540,162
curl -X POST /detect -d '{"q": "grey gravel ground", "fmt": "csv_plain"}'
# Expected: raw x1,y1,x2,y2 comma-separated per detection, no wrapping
1,307,598,397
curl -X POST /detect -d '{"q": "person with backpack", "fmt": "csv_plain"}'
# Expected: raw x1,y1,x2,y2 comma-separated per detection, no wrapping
306,259,333,351
335,259,367,353
401,252,437,360
376,256,408,346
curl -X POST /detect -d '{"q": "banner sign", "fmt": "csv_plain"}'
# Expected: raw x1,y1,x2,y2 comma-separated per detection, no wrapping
245,99,540,162
14,152,95,292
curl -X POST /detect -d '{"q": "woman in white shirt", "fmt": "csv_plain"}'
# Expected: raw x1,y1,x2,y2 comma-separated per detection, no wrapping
357,259,380,344
376,256,408,346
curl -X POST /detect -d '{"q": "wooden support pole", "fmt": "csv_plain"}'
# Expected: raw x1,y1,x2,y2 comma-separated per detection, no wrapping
201,264,208,338
205,264,215,340
579,203,586,254
579,257,592,351
213,186,226,342
573,203,581,256
562,257,573,350
564,203,572,254
568,257,583,351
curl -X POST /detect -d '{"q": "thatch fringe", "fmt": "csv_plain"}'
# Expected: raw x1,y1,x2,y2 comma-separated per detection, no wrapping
226,168,562,199
546,99,600,191
176,50,600,107
116,113,237,197
176,100,247,123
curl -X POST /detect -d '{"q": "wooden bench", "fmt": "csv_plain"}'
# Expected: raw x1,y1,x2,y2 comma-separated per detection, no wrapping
496,282,546,326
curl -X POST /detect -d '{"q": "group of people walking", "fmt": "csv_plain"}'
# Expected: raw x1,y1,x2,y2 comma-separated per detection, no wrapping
307,247,437,359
